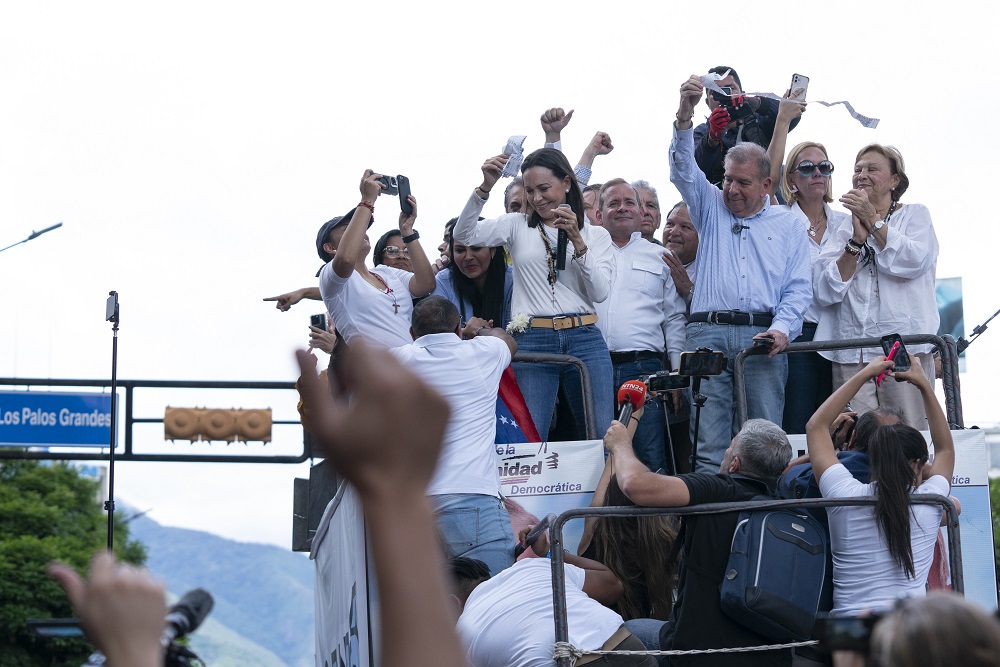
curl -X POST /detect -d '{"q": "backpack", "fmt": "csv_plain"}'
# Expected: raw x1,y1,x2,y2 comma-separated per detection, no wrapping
718,495,828,642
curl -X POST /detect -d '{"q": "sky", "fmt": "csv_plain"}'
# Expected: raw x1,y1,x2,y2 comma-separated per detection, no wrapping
1,1,998,549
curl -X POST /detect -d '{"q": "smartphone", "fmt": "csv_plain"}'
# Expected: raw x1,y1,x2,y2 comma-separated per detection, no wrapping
377,174,399,196
752,336,774,348
646,372,690,392
397,175,413,215
880,333,911,373
105,291,119,323
817,615,878,653
310,313,326,329
790,73,810,100
679,350,726,377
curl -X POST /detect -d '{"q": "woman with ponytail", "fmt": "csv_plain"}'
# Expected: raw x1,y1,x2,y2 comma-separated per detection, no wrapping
805,355,955,615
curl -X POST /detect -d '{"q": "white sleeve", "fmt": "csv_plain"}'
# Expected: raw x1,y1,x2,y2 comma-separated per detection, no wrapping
454,192,519,248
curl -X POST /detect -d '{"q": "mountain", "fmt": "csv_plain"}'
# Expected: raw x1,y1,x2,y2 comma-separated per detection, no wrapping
128,511,314,667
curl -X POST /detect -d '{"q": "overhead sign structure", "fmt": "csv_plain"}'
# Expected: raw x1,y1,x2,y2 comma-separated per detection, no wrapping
0,391,115,448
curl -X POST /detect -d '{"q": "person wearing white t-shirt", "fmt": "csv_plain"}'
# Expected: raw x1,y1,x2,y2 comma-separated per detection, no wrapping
452,547,657,667
391,296,518,575
805,355,955,616
316,169,436,348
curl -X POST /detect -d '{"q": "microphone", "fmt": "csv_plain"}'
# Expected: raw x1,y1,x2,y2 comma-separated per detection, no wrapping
27,222,63,240
732,222,749,234
617,380,647,425
556,204,571,270
161,588,214,647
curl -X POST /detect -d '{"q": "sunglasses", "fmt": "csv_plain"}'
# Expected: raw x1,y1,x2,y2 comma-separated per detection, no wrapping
795,160,835,177
383,245,410,258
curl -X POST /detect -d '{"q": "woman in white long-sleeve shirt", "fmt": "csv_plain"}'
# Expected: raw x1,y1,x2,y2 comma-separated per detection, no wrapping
454,148,615,440
813,144,939,429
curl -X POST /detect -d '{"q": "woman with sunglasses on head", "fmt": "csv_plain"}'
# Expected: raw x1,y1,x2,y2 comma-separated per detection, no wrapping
814,144,939,429
766,94,850,434
454,148,615,441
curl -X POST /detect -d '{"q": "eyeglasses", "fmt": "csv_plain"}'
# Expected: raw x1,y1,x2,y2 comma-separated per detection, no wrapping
795,160,835,177
383,245,410,258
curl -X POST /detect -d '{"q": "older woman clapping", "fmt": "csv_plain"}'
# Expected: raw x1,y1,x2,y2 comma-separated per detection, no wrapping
813,145,939,428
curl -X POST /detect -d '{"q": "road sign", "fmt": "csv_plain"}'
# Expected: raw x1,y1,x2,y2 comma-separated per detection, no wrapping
0,391,115,447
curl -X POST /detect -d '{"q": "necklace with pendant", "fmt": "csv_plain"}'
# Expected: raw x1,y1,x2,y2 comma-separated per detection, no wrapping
368,272,400,314
807,210,826,238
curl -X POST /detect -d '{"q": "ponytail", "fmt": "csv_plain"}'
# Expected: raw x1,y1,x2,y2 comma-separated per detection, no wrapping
869,424,929,579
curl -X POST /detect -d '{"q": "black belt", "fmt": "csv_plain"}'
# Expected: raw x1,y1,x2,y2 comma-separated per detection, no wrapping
609,350,662,364
689,311,773,327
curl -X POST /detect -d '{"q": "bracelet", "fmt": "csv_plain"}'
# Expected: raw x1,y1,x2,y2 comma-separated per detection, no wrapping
572,245,589,260
357,200,375,213
475,186,490,200
675,112,693,123
476,326,490,337
630,415,640,423
844,242,862,257
402,231,420,243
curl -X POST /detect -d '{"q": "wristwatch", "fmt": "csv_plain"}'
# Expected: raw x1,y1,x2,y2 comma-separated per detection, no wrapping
872,218,887,231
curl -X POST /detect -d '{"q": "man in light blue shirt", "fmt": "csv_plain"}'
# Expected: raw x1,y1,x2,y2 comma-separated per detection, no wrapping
670,74,811,473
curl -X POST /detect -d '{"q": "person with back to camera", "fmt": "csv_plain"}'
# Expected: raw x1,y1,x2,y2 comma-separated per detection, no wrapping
455,148,615,440
813,144,939,429
869,592,1000,667
805,354,954,617
316,169,435,348
390,296,518,575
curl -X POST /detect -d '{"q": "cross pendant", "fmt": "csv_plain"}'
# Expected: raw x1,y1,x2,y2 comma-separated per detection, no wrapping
393,302,400,314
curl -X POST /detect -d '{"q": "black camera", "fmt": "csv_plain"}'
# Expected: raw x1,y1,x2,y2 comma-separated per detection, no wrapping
310,313,326,329
376,173,413,215
377,174,399,195
817,614,882,653
710,86,733,108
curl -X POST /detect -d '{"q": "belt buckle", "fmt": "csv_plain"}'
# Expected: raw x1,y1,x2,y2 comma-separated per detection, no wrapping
552,315,571,330
708,311,722,325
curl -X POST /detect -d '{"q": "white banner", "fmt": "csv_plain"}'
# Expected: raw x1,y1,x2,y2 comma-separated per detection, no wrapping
312,485,371,667
497,439,605,555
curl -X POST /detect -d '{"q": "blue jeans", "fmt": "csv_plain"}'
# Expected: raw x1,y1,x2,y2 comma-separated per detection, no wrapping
613,358,667,472
686,322,787,473
512,323,614,441
783,322,832,435
429,494,515,576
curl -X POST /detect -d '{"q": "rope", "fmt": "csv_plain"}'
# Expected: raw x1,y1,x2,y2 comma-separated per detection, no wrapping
553,639,819,661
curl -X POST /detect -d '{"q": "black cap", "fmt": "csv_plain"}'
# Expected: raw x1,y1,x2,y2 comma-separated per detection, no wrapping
315,207,374,262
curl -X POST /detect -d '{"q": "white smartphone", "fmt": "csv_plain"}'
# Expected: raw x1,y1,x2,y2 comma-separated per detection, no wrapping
790,73,809,100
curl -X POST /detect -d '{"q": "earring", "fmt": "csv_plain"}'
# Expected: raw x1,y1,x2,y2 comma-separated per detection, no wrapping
790,184,798,193
565,189,570,194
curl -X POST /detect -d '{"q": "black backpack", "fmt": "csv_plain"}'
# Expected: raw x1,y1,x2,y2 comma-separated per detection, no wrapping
718,493,828,642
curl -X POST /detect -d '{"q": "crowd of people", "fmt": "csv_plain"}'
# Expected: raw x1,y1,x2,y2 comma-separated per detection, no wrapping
25,65,957,666
253,65,960,664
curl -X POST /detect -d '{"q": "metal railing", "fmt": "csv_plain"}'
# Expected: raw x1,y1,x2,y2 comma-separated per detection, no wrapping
0,377,308,463
547,495,962,666
734,334,963,429
512,352,598,440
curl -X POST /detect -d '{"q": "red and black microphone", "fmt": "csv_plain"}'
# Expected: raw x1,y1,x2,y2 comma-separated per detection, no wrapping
617,381,647,425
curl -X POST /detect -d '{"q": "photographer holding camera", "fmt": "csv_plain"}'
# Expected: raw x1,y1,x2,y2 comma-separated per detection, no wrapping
694,66,800,188
316,169,435,348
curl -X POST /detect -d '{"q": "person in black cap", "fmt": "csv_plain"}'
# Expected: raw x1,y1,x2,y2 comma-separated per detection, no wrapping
316,169,435,348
